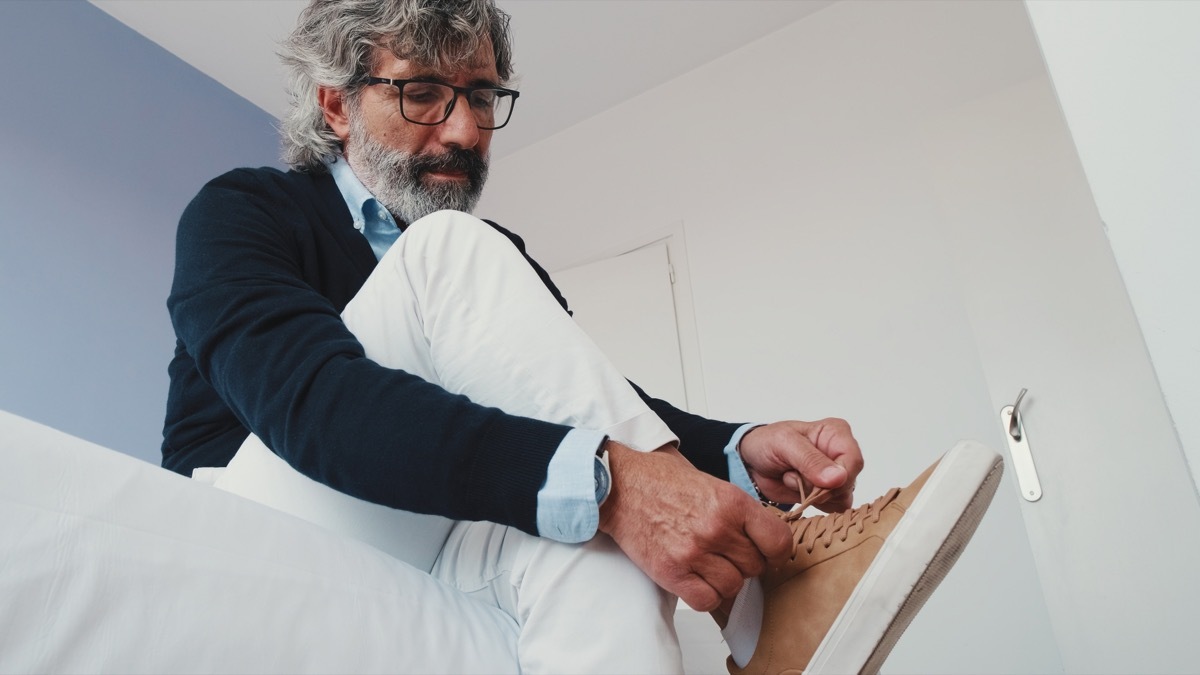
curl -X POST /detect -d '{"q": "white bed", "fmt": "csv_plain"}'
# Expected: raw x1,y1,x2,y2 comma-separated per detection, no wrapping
0,410,726,673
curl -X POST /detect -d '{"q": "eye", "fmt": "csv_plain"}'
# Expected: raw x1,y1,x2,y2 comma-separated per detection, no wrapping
468,90,497,109
402,82,447,106
404,90,439,104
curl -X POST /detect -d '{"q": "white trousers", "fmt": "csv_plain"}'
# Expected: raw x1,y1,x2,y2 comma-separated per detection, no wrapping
214,211,684,673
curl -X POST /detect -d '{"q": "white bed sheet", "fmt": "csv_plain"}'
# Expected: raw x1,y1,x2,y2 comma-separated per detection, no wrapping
0,410,520,673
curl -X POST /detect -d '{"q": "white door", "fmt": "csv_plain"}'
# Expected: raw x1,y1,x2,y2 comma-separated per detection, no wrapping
917,73,1200,673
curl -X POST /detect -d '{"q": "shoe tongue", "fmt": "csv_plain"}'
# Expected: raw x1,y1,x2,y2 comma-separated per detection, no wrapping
875,487,901,510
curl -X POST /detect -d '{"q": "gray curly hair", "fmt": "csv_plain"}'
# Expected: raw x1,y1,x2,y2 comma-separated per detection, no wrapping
279,0,514,171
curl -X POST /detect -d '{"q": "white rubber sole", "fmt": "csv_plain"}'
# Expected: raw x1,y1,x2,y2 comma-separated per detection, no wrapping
805,440,1004,675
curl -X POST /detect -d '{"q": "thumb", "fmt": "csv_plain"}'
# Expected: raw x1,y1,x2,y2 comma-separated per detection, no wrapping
797,446,848,490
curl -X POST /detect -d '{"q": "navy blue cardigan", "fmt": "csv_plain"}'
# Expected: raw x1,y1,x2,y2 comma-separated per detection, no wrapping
164,167,740,535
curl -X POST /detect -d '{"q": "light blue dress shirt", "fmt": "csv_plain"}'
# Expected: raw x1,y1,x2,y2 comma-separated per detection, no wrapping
326,156,759,542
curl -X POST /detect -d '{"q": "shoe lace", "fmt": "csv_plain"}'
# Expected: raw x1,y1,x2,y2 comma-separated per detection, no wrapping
783,485,900,556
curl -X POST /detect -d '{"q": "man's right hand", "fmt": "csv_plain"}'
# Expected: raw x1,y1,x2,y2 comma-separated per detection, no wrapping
597,441,792,612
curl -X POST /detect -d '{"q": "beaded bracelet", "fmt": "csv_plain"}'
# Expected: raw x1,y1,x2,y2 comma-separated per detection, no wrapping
740,453,784,508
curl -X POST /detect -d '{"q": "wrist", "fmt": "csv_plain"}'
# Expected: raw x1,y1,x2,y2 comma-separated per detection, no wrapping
597,441,683,535
737,427,781,507
594,444,611,507
598,440,642,535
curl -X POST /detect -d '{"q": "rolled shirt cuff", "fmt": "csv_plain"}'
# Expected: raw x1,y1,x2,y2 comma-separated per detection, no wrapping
536,428,609,543
724,423,764,498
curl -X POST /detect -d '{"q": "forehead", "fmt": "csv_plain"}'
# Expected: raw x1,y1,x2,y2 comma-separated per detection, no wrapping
371,40,498,83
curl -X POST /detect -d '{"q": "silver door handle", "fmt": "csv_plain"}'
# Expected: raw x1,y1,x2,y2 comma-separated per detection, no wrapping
1002,388,1043,502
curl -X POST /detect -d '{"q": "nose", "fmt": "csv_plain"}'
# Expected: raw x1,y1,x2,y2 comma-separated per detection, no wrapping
437,92,481,150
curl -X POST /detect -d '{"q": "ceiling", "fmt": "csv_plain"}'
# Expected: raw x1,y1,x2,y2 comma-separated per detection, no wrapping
90,0,834,158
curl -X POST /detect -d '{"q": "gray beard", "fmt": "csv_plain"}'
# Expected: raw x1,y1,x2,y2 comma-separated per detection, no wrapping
345,110,489,226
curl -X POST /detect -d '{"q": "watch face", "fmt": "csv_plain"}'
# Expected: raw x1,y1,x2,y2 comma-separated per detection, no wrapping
594,455,611,504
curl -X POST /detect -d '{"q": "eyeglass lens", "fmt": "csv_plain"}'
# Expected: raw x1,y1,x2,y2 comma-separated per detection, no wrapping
400,82,514,129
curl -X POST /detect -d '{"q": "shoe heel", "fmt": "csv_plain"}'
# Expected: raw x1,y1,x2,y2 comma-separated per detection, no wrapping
858,456,1004,675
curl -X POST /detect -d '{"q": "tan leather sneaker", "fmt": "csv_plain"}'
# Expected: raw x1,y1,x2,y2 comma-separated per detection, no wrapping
729,440,1004,675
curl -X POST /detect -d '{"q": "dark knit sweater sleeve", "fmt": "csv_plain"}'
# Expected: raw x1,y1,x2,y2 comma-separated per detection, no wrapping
627,381,742,481
165,169,568,534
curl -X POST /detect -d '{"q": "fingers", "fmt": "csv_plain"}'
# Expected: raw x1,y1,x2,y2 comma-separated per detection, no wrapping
679,555,747,611
696,489,781,579
783,471,804,494
681,504,793,611
791,434,849,490
674,491,787,610
741,419,866,504
818,476,858,513
814,417,865,480
696,555,747,602
711,538,768,579
676,574,723,612
743,504,791,563
809,418,863,511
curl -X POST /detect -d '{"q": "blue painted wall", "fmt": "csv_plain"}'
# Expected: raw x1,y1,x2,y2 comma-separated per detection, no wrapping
0,1,282,463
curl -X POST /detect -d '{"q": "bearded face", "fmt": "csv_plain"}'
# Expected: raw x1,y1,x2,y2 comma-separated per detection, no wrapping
344,102,490,226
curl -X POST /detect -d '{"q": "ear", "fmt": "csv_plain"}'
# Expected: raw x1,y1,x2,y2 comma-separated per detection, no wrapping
317,86,351,144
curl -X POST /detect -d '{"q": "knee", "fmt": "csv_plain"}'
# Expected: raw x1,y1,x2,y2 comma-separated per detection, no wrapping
392,210,527,281
404,210,504,251
394,211,522,275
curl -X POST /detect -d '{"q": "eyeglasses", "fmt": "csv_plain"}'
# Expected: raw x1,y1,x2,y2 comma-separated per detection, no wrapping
364,77,520,130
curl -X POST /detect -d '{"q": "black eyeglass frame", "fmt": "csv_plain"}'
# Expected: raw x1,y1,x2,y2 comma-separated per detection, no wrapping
363,76,520,130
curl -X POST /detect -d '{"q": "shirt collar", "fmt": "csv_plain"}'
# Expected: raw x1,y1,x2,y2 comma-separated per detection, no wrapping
325,155,388,233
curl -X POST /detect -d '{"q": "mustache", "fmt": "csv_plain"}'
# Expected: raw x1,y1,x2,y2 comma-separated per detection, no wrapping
407,149,488,182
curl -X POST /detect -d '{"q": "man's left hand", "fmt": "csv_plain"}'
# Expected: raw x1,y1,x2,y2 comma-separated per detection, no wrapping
737,418,865,512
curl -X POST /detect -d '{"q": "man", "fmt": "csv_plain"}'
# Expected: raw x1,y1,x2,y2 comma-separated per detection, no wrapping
164,1,1002,672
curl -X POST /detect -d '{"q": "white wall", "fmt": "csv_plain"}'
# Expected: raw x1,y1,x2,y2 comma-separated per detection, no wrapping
0,2,281,463
1024,0,1200,492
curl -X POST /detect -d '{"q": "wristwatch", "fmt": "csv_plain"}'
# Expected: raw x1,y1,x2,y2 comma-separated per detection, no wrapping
594,446,612,506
